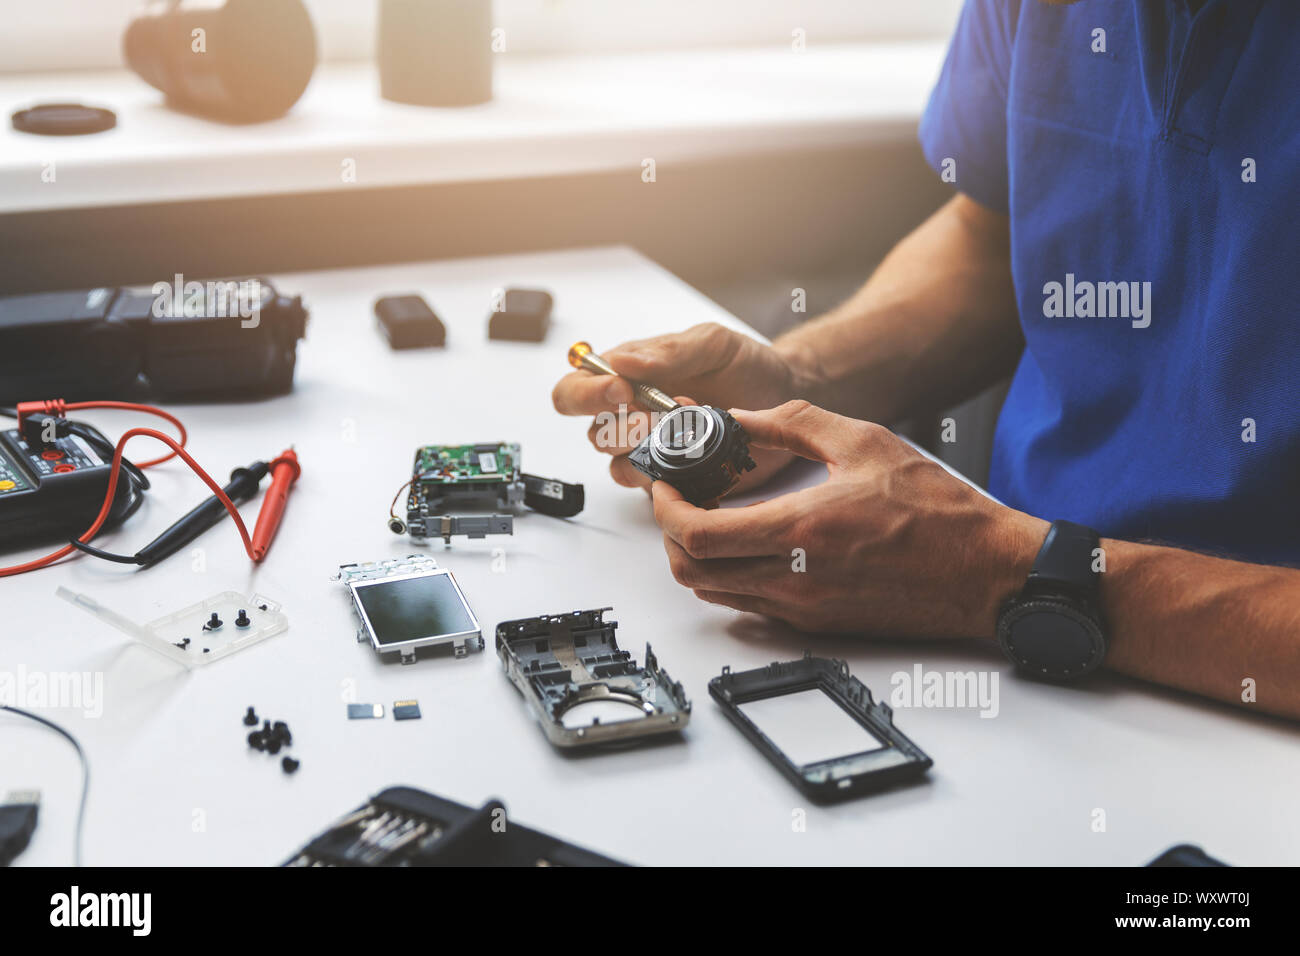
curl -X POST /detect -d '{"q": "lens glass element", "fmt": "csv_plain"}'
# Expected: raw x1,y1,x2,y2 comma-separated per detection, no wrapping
656,406,715,460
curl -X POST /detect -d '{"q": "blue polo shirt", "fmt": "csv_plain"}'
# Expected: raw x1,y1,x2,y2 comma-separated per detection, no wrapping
918,0,1299,565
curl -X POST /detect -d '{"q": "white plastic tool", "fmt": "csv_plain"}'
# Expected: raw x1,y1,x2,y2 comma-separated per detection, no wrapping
56,587,287,668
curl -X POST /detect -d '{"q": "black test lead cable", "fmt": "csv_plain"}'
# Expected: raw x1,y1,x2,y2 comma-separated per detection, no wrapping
69,458,269,567
0,705,89,867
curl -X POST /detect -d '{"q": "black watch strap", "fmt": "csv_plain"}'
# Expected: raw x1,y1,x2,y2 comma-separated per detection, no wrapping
998,520,1107,682
1026,520,1100,599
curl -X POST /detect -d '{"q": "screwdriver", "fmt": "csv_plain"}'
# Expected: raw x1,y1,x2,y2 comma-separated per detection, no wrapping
567,341,679,414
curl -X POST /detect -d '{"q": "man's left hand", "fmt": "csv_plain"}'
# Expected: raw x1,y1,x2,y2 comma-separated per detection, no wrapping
652,400,1048,639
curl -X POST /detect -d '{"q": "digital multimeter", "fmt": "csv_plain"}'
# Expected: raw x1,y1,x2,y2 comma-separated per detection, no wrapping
0,427,140,551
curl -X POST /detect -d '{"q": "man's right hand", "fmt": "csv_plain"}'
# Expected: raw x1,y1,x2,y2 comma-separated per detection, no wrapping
552,322,813,492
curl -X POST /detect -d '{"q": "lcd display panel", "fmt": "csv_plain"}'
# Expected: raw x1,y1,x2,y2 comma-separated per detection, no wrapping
353,572,476,646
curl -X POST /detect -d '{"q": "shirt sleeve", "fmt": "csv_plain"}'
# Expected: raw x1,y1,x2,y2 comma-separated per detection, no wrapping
917,0,1019,213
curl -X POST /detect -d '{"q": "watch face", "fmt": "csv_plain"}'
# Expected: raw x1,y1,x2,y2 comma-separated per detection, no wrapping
997,599,1106,682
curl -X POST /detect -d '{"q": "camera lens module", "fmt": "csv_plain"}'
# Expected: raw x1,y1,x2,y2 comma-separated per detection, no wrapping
628,404,756,504
565,342,755,505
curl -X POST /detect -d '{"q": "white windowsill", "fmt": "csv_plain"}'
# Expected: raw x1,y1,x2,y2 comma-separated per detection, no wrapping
0,41,945,215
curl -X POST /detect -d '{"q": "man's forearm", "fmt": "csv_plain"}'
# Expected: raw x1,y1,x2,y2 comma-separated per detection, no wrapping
1095,540,1300,719
773,194,1024,423
981,523,1300,719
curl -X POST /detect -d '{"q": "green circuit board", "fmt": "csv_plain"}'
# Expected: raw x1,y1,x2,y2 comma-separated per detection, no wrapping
394,440,579,540
413,443,519,485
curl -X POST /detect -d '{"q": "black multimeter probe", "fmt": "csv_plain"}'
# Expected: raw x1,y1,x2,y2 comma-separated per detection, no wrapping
70,459,270,567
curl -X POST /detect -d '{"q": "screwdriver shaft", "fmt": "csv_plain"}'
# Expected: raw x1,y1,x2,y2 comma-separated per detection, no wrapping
567,341,679,413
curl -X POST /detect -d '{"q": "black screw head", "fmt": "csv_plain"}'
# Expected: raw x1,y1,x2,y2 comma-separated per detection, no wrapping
266,737,282,754
205,612,222,630
243,706,258,726
247,730,266,751
235,609,251,628
281,756,300,774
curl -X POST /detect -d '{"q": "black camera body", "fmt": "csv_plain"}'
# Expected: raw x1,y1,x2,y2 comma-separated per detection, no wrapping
627,404,756,505
0,278,307,403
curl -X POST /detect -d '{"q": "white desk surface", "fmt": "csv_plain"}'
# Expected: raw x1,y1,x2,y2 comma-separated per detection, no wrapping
4,245,1296,867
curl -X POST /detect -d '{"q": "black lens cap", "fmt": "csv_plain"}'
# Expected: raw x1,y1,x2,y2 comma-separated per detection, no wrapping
11,103,117,136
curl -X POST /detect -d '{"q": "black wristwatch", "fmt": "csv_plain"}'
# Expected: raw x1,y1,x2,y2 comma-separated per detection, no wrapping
997,520,1107,682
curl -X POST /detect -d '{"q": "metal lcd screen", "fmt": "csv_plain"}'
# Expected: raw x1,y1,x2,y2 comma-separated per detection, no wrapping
355,573,475,647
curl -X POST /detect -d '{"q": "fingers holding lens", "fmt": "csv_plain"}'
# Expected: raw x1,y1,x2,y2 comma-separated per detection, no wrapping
610,455,650,489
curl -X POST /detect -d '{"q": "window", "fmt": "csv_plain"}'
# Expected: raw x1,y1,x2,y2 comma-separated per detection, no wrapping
0,0,961,74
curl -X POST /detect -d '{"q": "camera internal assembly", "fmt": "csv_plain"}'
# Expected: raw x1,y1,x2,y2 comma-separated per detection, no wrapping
390,442,583,543
496,607,691,748
566,341,755,504
335,555,482,664
709,653,932,801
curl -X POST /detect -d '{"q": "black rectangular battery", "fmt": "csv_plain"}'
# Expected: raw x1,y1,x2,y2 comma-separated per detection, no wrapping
374,294,446,349
488,288,552,342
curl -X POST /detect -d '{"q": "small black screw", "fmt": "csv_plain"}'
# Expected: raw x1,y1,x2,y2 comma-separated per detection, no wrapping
243,706,258,726
281,756,300,774
248,730,266,751
271,721,292,746
204,612,222,630
266,737,282,754
235,609,251,628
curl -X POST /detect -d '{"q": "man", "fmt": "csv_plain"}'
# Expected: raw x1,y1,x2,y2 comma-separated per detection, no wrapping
553,0,1300,718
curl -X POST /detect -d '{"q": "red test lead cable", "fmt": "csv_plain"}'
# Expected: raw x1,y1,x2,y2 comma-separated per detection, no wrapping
15,399,187,468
